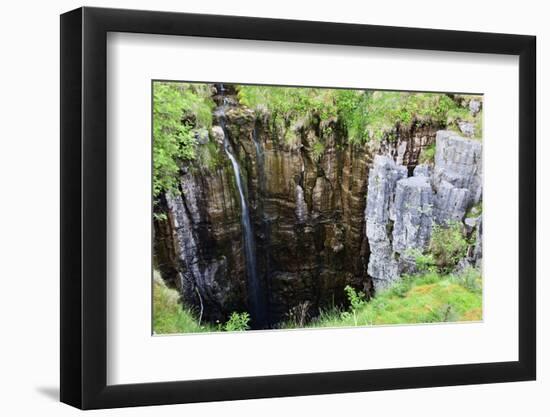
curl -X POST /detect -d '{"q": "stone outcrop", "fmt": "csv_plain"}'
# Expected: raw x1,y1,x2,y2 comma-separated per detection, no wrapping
365,131,483,291
433,131,482,203
364,156,407,290
392,176,434,255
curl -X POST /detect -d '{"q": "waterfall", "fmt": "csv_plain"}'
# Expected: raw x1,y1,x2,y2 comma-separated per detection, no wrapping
217,85,266,327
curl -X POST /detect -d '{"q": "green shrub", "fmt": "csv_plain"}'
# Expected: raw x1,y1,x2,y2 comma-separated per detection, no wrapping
406,248,437,273
153,82,214,198
344,285,368,326
429,221,469,272
224,312,251,331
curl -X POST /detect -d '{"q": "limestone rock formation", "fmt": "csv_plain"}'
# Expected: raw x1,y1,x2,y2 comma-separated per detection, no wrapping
392,176,434,255
365,131,483,291
365,155,407,290
433,130,482,204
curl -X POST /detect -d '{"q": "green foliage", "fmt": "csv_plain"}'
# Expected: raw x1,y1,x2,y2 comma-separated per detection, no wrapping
237,86,476,144
152,271,214,334
419,143,436,164
406,248,437,273
224,312,251,332
153,271,252,334
311,141,325,161
153,212,168,221
416,252,437,273
429,221,469,272
153,82,214,198
237,86,338,120
388,276,414,298
344,285,367,310
198,140,223,171
334,89,372,143
342,285,368,326
450,266,483,294
307,271,482,328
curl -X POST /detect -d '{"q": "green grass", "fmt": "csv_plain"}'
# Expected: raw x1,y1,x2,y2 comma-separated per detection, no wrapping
154,269,482,334
419,143,436,164
306,271,482,328
237,85,481,144
153,272,214,334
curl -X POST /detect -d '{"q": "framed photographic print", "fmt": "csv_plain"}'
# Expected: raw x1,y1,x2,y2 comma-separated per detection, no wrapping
60,6,536,409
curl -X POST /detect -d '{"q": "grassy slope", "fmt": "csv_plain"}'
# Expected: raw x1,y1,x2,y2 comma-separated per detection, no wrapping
154,270,482,333
153,272,214,334
308,272,482,329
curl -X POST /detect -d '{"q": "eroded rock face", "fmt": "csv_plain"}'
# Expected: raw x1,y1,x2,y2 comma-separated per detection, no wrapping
365,156,407,290
154,170,247,322
433,180,470,224
434,131,482,204
365,131,483,291
392,176,434,255
156,95,374,324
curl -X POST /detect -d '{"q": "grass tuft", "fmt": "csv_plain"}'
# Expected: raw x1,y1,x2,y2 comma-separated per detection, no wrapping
153,272,214,334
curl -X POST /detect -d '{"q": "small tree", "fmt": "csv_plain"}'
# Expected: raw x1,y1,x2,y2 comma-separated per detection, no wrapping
343,285,368,326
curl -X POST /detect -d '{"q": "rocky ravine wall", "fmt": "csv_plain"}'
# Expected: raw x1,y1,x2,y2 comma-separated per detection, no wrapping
154,92,480,327
365,130,482,290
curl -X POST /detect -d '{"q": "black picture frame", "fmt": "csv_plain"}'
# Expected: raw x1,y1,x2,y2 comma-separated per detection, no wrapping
60,6,536,410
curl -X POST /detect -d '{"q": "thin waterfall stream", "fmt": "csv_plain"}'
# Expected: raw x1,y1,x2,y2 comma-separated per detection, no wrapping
217,85,266,327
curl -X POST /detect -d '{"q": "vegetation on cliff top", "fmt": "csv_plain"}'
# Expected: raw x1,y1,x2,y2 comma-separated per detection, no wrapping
152,82,214,198
153,81,481,198
237,86,476,144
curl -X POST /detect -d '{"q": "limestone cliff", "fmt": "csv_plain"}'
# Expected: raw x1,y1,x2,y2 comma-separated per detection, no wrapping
365,131,483,290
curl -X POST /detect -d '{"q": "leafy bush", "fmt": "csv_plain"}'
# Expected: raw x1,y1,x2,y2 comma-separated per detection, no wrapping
224,312,251,331
153,82,214,198
429,221,469,272
406,248,437,273
344,285,368,325
345,285,367,310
